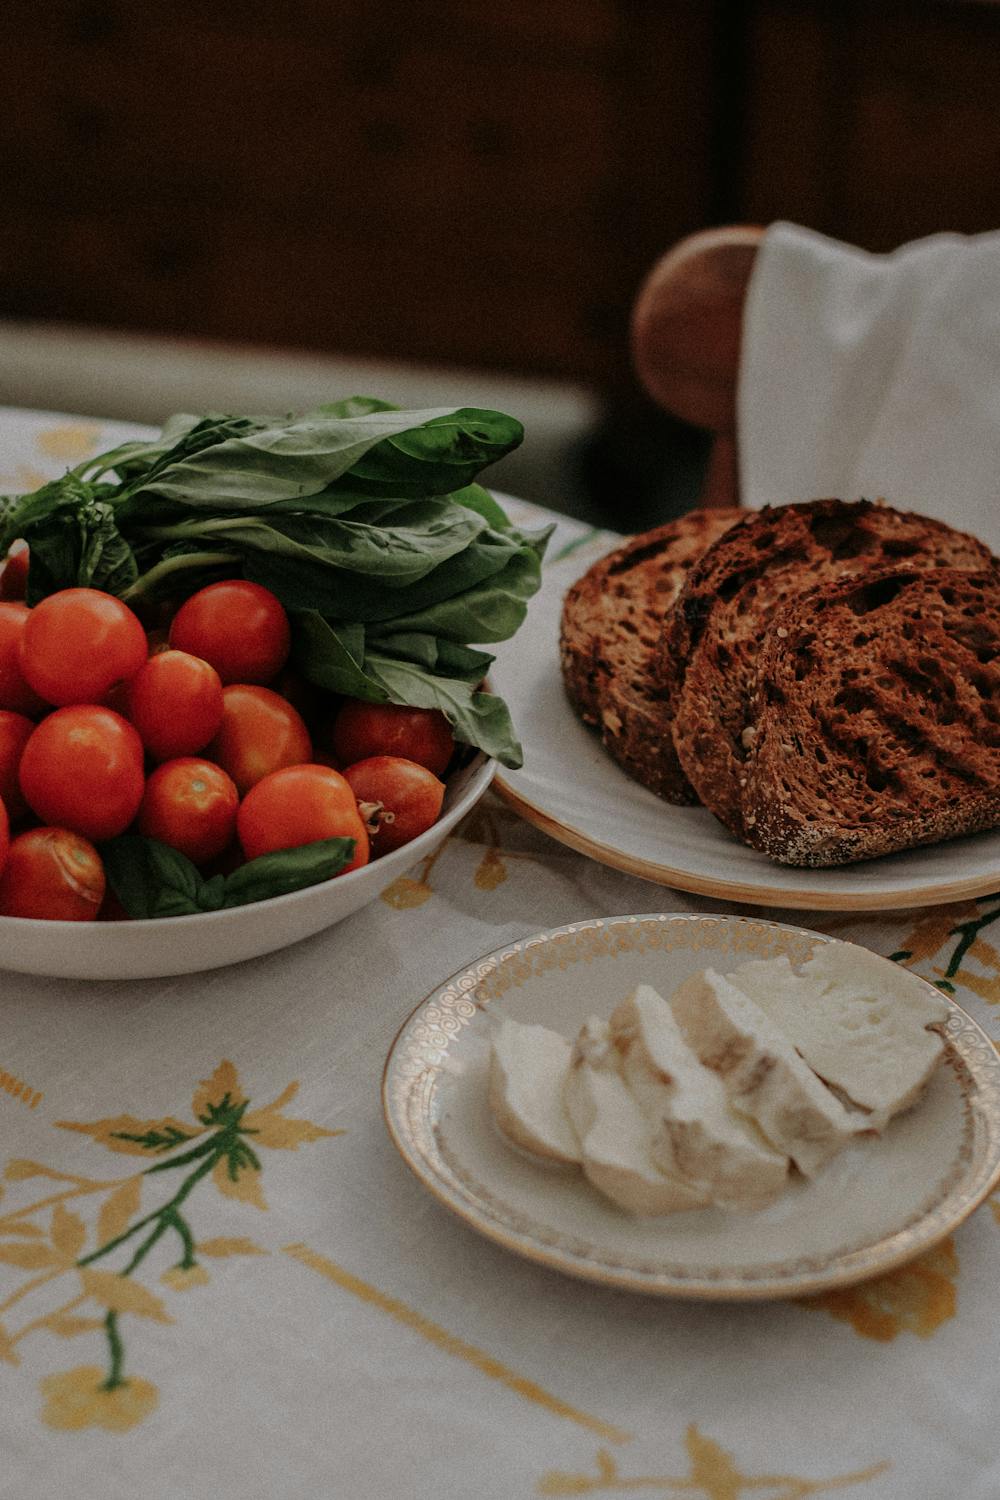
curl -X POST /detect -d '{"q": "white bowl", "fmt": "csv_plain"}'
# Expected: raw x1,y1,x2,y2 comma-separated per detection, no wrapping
0,755,495,981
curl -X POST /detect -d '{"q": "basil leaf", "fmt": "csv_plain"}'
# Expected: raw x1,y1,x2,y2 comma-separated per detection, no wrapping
304,396,399,419
103,836,227,919
334,409,524,498
104,834,358,918
116,407,498,515
221,838,356,907
24,498,139,603
365,651,522,767
366,630,494,683
291,614,378,699
372,536,549,644
450,483,513,529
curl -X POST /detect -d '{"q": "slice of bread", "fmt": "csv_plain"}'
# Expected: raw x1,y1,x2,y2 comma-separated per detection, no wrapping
559,509,740,803
741,567,1000,865
665,499,994,834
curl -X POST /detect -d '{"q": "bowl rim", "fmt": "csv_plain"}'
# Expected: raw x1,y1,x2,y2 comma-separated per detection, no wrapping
0,751,495,932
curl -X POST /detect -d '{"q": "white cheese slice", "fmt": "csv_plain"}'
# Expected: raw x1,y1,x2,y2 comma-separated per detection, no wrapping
563,1060,710,1216
488,1016,581,1165
729,948,948,1125
669,968,866,1177
610,984,789,1208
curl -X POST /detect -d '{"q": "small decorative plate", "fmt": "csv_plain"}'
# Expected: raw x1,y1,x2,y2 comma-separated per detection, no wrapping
382,913,1000,1300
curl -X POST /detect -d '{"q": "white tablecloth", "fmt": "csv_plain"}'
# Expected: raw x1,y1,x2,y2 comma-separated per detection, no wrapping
1,411,999,1499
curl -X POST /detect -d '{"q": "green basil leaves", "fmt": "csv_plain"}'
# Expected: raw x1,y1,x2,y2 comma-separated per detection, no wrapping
0,400,547,767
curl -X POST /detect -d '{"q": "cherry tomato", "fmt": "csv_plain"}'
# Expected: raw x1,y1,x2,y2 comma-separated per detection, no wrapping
0,541,29,601
208,685,312,795
342,756,445,856
0,826,105,920
0,795,8,876
20,588,147,706
169,581,290,685
126,650,224,762
237,764,369,870
331,700,455,777
0,711,35,820
138,757,239,864
19,706,145,840
0,602,47,715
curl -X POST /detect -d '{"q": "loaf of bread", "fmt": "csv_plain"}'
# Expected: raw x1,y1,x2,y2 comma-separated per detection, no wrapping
559,509,739,801
740,567,1000,865
664,500,994,834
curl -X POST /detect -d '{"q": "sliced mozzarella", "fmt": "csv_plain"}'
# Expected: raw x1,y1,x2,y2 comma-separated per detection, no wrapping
610,984,788,1208
488,1015,581,1165
669,968,866,1177
563,1060,709,1216
730,948,948,1125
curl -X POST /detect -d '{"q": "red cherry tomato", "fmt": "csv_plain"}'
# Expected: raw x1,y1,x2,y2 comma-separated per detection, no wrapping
208,685,312,795
0,602,47,715
0,794,8,876
20,588,147,706
0,541,29,601
331,700,455,777
0,826,105,920
236,764,369,871
126,650,224,762
138,757,239,864
342,756,445,856
169,581,290,685
19,706,145,840
0,711,35,820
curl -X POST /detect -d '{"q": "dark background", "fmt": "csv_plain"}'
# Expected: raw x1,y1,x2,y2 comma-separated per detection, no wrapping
3,0,1000,524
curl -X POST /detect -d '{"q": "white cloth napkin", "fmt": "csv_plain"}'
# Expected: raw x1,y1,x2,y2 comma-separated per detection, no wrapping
738,221,1000,549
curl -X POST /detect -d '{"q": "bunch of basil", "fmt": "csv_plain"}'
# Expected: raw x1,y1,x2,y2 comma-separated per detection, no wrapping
0,397,551,768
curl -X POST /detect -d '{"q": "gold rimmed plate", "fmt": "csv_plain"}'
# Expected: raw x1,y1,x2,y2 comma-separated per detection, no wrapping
488,532,1000,911
382,914,1000,1300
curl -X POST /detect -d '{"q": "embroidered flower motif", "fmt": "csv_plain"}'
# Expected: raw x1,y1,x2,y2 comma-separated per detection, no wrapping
160,1265,210,1292
1,1060,339,1431
803,1239,958,1341
40,1365,158,1433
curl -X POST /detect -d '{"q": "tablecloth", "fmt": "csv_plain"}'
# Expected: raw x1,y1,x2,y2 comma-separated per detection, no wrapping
1,411,999,1500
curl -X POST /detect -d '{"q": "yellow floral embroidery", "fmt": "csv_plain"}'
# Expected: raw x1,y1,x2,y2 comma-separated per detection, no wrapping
381,841,450,908
40,1365,158,1433
35,424,101,462
891,897,1000,1000
802,1239,958,1342
538,1427,888,1497
0,1061,338,1430
161,1265,210,1292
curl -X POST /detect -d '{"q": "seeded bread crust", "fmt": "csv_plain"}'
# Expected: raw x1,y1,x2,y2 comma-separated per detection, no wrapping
741,567,1000,865
665,500,994,834
559,510,740,802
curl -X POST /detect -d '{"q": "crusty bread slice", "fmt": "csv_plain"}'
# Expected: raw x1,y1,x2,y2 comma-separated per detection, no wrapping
741,567,1000,865
559,509,740,802
665,500,994,834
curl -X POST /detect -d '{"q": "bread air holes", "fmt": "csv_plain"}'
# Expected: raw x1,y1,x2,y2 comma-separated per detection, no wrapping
808,512,870,559
845,576,908,615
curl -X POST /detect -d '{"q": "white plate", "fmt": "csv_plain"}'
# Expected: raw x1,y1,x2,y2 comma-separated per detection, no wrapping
383,913,1000,1300
0,754,495,981
489,538,1000,910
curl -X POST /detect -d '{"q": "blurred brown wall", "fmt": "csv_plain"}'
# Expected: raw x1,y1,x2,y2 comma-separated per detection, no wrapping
3,0,1000,398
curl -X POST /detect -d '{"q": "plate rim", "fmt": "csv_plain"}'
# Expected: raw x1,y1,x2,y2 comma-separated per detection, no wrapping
493,771,1000,912
382,912,1000,1301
